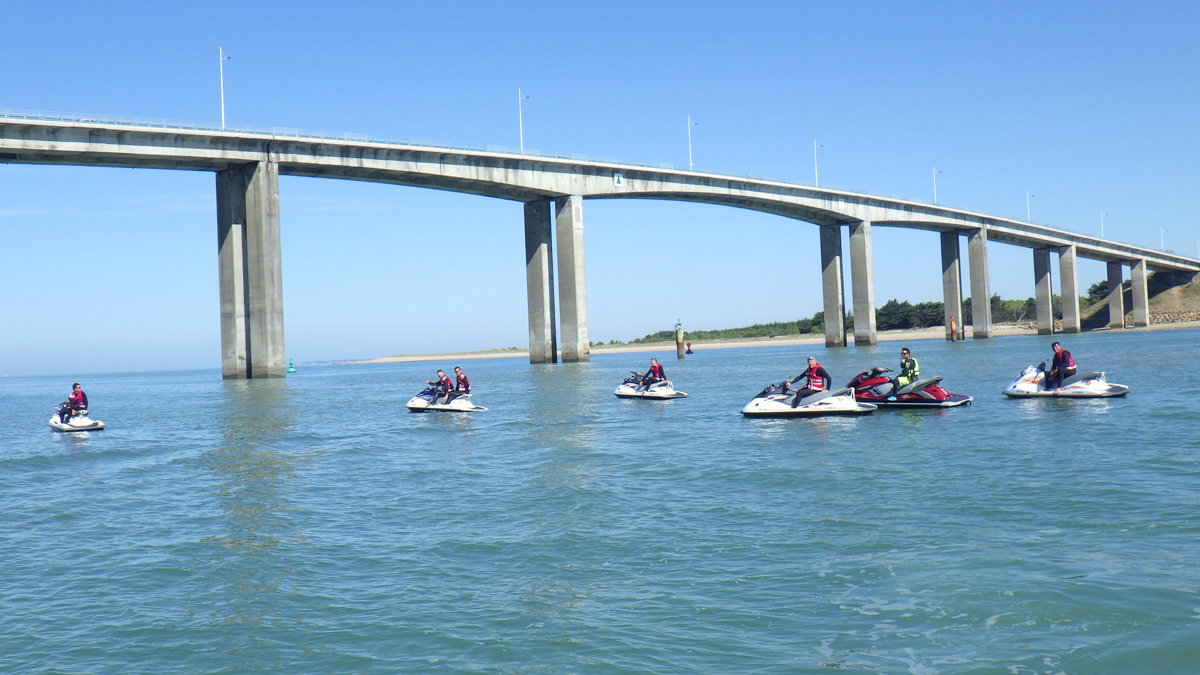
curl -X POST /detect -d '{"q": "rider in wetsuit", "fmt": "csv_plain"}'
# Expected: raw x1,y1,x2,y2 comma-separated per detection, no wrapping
1045,341,1077,393
787,357,831,407
425,370,454,405
58,383,88,423
638,358,666,392
449,366,471,401
892,347,920,397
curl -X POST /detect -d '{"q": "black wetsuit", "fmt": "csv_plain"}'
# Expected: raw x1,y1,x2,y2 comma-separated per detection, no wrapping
790,366,831,407
1046,350,1077,391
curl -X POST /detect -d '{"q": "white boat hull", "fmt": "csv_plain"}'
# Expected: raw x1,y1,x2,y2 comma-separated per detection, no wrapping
1003,366,1130,399
614,382,688,399
406,393,488,413
48,414,105,431
741,387,875,418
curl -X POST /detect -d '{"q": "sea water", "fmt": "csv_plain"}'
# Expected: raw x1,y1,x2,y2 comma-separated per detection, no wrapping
2,329,1198,674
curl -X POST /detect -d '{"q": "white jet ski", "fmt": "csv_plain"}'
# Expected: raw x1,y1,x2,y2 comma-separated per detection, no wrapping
614,371,688,400
1003,362,1130,398
406,386,488,413
49,406,105,431
741,384,875,418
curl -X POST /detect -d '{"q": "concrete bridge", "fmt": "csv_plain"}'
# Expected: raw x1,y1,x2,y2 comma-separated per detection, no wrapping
3,110,1196,377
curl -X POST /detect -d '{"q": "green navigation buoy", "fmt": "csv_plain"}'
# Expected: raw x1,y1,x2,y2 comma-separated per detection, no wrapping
286,359,297,373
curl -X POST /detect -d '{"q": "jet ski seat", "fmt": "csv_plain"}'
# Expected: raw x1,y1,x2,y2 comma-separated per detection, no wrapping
1060,372,1103,387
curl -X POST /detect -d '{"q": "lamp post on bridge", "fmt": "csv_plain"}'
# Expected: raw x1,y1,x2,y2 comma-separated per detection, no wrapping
219,47,231,130
1161,227,1167,252
1101,210,1107,238
1026,191,1035,223
814,140,823,187
687,116,698,171
518,89,530,152
933,166,942,205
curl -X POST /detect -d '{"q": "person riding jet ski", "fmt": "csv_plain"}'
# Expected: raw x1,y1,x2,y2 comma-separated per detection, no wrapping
1046,342,1077,394
638,358,666,393
425,370,454,406
786,357,831,407
891,347,919,397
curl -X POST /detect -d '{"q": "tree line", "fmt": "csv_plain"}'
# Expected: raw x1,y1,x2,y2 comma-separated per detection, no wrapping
611,283,1112,345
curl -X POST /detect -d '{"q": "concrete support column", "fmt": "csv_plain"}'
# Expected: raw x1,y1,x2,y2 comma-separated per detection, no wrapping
940,231,964,341
555,195,589,362
1106,261,1125,329
1059,245,1081,333
819,224,846,347
1131,259,1150,327
848,220,877,345
216,161,285,379
967,227,992,338
524,199,557,363
1033,248,1054,335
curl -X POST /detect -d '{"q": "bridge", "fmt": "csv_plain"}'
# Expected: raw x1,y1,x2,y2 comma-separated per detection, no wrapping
3,109,1196,377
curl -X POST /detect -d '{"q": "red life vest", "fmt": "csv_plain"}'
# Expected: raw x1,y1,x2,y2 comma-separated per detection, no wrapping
649,364,664,379
438,375,453,391
1055,350,1076,369
456,373,470,391
806,365,825,391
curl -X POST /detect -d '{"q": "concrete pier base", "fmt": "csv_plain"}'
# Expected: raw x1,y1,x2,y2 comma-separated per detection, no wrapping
216,161,285,379
1059,245,1081,333
1106,262,1125,329
967,227,992,338
1033,248,1054,335
1131,259,1150,327
555,196,589,362
820,224,846,347
524,199,557,363
940,231,964,341
848,220,877,345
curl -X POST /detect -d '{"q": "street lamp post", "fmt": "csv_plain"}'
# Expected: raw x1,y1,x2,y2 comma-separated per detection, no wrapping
1026,191,1034,223
1100,210,1107,238
219,47,231,130
518,88,530,152
1161,227,1167,251
687,116,698,170
813,140,823,187
933,166,942,205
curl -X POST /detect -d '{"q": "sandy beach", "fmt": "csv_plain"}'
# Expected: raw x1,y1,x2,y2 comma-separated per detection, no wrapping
348,323,1072,365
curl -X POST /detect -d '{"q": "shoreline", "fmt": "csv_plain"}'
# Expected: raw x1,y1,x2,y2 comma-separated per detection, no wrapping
345,321,1200,365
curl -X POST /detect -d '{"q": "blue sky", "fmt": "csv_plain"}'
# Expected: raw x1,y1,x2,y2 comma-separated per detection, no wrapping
1,1,1197,376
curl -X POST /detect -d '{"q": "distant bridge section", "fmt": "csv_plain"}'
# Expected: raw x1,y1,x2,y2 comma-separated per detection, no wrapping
2,110,1196,374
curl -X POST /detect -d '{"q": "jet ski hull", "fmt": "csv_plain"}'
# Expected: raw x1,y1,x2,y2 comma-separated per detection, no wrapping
1003,366,1130,399
741,387,875,418
614,383,687,399
867,394,973,409
48,415,105,431
406,395,488,412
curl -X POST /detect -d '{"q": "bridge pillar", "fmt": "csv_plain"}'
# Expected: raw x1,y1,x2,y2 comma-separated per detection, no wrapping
848,220,876,345
555,196,589,362
1107,261,1125,329
1033,248,1054,335
967,227,992,338
1131,259,1150,327
1058,245,1081,333
940,231,964,341
524,199,557,363
216,161,285,379
819,224,846,347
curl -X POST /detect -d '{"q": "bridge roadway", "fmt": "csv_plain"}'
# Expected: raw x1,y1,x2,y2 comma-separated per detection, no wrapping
3,112,1197,377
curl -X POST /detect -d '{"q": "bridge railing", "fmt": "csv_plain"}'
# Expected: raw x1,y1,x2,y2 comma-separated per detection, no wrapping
0,108,1194,264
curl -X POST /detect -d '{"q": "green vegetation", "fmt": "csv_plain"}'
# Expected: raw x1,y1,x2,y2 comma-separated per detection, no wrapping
622,292,1097,343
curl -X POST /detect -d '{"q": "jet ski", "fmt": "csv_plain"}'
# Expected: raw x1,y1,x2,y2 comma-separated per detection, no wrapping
406,386,488,412
49,405,105,431
614,371,688,399
1003,362,1129,398
846,367,972,408
741,384,875,418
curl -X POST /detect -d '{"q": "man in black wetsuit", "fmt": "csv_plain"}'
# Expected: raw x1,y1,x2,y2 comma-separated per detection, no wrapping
425,370,454,405
1045,341,1077,393
788,357,831,407
638,358,666,392
448,366,471,402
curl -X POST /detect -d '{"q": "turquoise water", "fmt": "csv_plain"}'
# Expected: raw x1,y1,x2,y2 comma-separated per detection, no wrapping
2,329,1198,674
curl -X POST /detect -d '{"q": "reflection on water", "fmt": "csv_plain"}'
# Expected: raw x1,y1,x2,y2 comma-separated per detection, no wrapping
200,379,303,633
